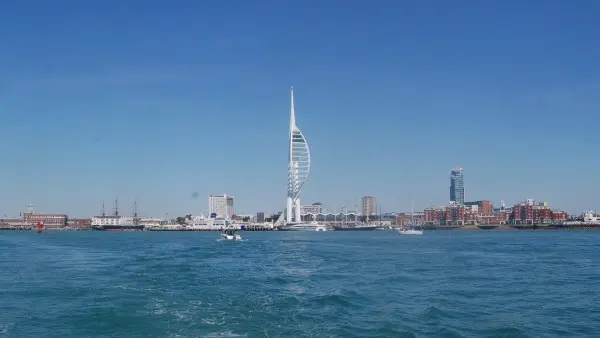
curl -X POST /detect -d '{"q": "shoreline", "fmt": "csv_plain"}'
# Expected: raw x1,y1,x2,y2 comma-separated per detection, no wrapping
2,225,600,232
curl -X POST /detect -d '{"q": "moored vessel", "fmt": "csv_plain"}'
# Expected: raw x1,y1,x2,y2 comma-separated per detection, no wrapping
91,200,144,231
279,221,331,231
398,201,424,235
332,224,379,231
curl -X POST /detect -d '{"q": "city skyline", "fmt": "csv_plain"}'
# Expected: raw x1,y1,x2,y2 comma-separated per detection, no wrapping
1,2,599,217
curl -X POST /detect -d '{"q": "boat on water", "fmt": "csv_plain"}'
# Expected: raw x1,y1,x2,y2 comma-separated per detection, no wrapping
315,224,328,231
552,210,600,227
332,224,379,231
91,200,144,231
93,224,145,231
221,229,242,240
399,228,423,235
583,210,600,224
279,221,331,231
399,201,423,235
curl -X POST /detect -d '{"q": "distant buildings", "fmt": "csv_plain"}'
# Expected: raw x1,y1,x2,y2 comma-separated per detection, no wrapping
208,194,234,219
23,212,67,226
509,199,568,225
362,196,377,216
301,202,323,215
424,198,568,226
464,200,493,214
91,215,134,226
449,167,465,205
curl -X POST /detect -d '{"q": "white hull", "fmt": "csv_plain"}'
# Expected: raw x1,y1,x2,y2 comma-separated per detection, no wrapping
583,211,600,223
221,233,242,240
399,229,423,235
280,223,329,231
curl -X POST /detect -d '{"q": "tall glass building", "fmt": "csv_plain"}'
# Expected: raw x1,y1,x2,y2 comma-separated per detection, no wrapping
450,168,465,205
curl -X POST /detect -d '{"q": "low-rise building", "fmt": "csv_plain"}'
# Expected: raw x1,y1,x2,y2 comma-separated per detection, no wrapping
23,212,67,226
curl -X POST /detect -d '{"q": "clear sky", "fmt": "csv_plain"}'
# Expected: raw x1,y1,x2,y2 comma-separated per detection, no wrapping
1,0,599,218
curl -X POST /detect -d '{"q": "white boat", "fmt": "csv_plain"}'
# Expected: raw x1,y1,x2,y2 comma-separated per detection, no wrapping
399,228,423,235
583,210,600,223
221,230,242,240
280,221,329,231
399,200,424,236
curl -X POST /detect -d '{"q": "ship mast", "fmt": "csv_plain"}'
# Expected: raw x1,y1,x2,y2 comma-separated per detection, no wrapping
114,198,119,217
101,201,106,217
133,201,138,225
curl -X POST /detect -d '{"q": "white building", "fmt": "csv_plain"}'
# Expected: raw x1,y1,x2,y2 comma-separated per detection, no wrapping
209,194,234,219
362,196,377,216
91,215,135,226
138,218,162,226
301,203,322,215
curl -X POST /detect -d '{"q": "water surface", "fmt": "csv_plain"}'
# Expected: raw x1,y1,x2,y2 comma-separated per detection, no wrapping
1,230,598,337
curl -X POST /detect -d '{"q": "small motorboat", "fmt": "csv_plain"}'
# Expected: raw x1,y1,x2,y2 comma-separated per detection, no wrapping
221,229,242,241
398,228,423,235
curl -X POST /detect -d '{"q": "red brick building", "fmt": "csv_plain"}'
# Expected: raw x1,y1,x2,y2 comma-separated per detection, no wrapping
534,207,553,223
551,211,568,221
23,212,67,226
424,208,445,225
445,204,466,225
465,200,493,214
510,201,568,224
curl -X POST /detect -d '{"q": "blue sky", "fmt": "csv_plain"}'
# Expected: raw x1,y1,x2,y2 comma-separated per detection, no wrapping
1,0,598,217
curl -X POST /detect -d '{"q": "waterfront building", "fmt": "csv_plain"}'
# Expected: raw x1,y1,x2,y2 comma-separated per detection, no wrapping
449,167,465,205
208,194,234,219
465,200,492,214
275,88,311,226
91,215,134,226
256,212,265,223
22,212,67,226
138,218,162,226
67,218,92,228
301,202,322,215
22,204,67,226
362,196,377,216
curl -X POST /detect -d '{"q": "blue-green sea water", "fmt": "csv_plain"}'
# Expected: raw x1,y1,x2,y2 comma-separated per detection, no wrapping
1,230,599,337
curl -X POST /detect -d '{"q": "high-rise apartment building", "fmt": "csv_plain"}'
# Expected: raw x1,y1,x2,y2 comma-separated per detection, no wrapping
208,194,234,219
362,196,377,216
449,167,465,205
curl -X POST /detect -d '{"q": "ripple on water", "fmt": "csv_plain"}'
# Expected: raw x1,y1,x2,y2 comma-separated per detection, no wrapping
1,231,599,337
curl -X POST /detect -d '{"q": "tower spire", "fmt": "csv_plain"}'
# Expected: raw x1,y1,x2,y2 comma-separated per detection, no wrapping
290,86,296,133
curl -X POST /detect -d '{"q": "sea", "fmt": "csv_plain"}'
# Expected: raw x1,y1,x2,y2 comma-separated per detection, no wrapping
1,230,598,337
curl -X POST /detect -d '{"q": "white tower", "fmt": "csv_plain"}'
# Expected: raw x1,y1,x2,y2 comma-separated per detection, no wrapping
278,87,311,226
